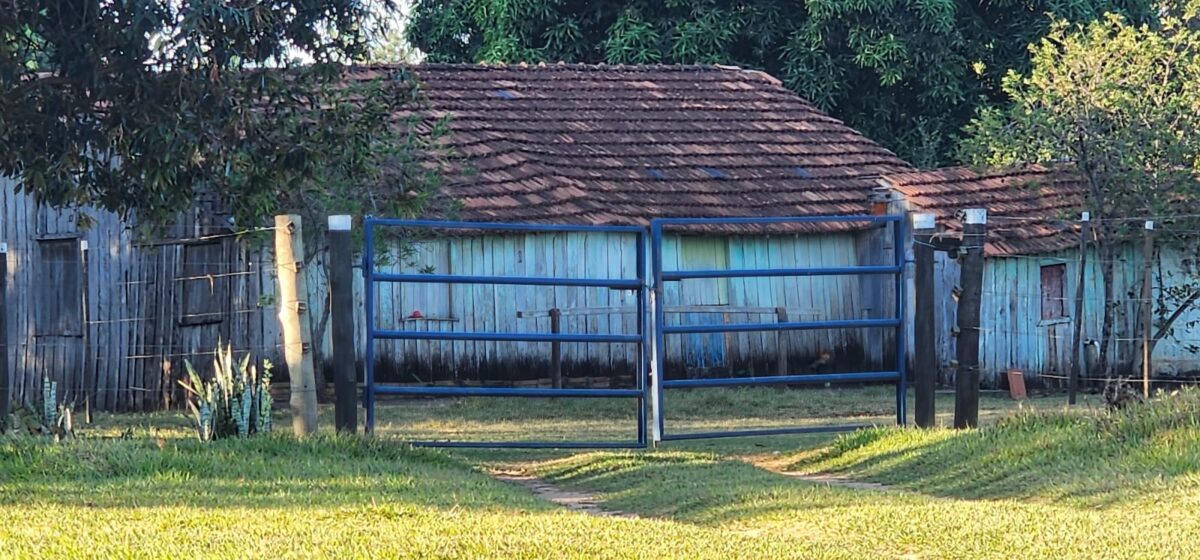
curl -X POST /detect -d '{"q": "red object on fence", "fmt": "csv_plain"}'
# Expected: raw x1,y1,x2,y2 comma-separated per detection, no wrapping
408,310,423,319
1007,370,1027,400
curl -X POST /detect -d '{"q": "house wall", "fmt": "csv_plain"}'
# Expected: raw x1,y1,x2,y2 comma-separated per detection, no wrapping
1,183,278,412
930,243,1200,387
4,178,898,410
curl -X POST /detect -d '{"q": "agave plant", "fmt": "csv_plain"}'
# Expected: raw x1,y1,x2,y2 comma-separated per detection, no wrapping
180,342,273,441
42,377,58,429
4,377,76,440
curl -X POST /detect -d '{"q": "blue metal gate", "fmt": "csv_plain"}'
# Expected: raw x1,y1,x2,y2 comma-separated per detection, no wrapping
362,218,650,448
650,216,908,441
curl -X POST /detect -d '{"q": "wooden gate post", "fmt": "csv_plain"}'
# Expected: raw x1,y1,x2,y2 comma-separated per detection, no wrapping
0,242,9,425
1068,213,1090,405
912,213,937,428
774,307,789,376
275,215,319,436
327,216,357,433
1141,221,1155,398
954,209,986,429
549,308,563,389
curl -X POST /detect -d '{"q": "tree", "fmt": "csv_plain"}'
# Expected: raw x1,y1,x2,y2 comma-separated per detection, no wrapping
0,1,447,230
406,0,1154,167
369,1,425,62
1,1,457,413
961,14,1200,376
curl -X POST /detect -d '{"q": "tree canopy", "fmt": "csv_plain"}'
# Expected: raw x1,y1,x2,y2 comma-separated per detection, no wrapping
962,13,1200,373
0,1,446,229
407,0,1155,167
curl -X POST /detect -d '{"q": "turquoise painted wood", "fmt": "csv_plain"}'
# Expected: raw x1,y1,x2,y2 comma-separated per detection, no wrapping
928,242,1200,387
329,230,880,383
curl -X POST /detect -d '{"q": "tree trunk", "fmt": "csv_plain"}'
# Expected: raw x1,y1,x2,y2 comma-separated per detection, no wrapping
1098,235,1116,377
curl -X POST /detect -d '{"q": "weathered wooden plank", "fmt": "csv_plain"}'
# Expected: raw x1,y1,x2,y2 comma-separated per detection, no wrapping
479,236,498,378
586,232,611,370
606,232,626,370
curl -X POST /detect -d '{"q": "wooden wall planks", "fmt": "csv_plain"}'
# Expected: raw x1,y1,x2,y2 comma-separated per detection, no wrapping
927,242,1200,388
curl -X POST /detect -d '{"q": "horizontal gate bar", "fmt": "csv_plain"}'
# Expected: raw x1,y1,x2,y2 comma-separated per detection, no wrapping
371,272,641,289
374,385,643,398
663,265,900,280
366,218,644,233
663,317,900,334
652,215,901,226
371,330,642,343
408,440,642,449
662,371,901,388
660,424,870,441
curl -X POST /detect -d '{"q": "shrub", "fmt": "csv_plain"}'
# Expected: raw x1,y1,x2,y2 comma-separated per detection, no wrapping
180,343,273,441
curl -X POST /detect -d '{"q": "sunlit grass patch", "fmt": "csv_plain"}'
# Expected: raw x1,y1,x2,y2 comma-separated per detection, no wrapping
0,434,849,559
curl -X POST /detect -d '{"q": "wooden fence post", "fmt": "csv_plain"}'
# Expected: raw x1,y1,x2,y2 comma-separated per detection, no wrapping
275,215,318,436
549,308,563,389
775,307,789,376
1141,221,1155,399
1068,213,1090,405
912,213,937,428
327,216,357,434
80,239,92,423
0,242,9,426
954,209,986,429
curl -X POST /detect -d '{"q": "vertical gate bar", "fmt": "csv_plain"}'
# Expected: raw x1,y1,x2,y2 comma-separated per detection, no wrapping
893,218,908,425
651,222,666,443
636,230,648,447
363,219,377,434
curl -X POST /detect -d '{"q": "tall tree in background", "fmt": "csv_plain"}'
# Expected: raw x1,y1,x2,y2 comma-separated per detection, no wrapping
407,0,1154,167
962,14,1200,376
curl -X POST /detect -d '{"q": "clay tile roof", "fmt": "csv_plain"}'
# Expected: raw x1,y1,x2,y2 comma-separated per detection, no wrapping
882,164,1088,256
347,63,913,234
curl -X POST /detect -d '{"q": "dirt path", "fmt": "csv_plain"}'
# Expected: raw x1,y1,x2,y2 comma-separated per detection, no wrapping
491,471,640,519
771,472,891,491
490,463,889,521
748,454,893,492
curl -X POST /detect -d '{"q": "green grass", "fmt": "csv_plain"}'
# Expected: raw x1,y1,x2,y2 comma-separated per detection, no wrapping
3,386,1196,559
0,434,844,559
786,388,1200,506
525,389,1200,559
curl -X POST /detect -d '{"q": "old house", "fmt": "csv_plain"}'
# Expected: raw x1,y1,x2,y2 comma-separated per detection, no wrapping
881,165,1200,388
3,62,915,411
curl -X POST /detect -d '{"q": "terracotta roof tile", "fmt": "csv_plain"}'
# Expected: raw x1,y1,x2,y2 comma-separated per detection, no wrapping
883,165,1087,256
348,63,913,233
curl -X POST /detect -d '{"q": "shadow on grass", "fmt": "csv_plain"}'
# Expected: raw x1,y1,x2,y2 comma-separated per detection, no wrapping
524,391,1200,526
781,390,1200,508
0,434,555,513
535,450,912,525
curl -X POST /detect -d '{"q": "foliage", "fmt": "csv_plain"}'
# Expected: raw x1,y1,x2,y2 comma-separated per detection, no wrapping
1,377,74,440
0,1,452,231
180,343,273,441
962,14,1200,372
407,0,1154,167
368,1,425,63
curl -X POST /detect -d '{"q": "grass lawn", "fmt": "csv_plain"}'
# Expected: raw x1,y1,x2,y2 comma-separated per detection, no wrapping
2,385,1197,559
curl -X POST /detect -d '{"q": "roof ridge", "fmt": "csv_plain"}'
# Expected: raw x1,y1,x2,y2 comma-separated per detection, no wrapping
354,62,783,82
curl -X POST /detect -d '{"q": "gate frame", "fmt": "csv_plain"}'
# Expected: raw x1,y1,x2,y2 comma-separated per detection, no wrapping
649,215,908,443
361,218,651,449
